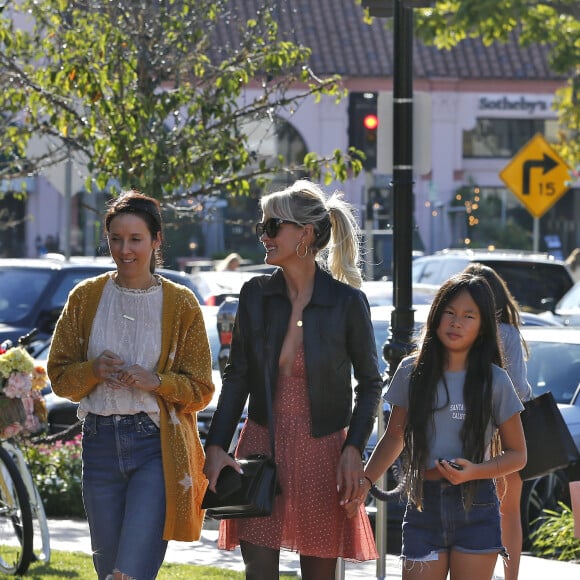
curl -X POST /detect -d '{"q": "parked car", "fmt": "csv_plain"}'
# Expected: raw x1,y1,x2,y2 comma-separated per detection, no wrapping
541,281,580,327
361,280,437,308
189,270,259,306
515,326,580,542
411,249,574,313
0,256,204,351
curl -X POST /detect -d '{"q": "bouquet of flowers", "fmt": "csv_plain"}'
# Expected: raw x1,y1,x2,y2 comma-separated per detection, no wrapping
0,344,48,439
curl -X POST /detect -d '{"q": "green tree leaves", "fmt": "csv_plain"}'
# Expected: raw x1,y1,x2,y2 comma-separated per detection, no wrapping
415,0,580,167
0,0,357,198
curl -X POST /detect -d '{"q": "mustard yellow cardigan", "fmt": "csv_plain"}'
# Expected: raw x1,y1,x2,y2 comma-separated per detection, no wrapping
47,273,215,541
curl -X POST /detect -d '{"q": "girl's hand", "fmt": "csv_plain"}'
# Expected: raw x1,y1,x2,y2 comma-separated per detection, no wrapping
435,458,471,484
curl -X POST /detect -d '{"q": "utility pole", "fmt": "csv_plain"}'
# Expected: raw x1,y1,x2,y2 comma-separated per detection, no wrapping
362,1,431,577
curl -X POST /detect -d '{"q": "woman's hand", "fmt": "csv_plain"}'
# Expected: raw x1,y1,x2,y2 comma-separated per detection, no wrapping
337,445,366,509
203,446,243,493
117,364,161,392
92,350,125,384
343,476,371,519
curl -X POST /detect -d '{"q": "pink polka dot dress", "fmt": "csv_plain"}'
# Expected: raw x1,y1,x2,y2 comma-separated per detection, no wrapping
218,344,378,561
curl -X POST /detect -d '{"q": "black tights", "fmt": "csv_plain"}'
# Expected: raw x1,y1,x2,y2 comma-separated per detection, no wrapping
240,540,337,580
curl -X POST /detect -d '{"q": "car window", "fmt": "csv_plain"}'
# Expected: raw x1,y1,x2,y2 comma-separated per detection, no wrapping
526,341,580,404
412,257,466,286
485,261,573,313
0,269,53,323
556,282,580,311
48,269,112,311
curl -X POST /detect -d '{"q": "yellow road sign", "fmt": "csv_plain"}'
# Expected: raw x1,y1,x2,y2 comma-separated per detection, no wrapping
499,133,572,219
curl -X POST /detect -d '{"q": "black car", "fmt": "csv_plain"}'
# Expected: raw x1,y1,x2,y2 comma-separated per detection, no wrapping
0,256,203,352
411,249,574,313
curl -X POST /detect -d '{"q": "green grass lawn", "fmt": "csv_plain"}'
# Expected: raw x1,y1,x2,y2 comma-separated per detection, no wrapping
24,551,245,579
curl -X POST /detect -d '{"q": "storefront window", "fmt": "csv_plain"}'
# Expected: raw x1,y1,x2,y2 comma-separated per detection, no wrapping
463,119,558,158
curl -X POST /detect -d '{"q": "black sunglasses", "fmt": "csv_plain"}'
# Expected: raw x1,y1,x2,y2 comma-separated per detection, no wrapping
255,218,302,240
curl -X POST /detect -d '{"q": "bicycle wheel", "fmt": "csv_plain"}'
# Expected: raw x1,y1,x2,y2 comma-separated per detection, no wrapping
0,446,33,575
30,481,50,564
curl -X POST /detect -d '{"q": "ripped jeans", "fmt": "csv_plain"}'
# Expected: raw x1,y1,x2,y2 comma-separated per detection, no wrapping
82,413,168,580
401,479,505,562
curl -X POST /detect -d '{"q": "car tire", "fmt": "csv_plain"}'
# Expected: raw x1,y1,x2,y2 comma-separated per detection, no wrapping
520,469,570,549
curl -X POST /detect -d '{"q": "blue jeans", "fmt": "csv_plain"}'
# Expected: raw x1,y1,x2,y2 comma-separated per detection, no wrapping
402,479,505,562
82,412,168,580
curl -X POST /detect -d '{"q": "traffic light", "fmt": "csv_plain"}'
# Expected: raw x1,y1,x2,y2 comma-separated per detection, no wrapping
348,92,378,171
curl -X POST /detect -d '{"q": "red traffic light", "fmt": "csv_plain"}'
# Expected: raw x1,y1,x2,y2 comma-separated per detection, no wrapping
363,113,379,131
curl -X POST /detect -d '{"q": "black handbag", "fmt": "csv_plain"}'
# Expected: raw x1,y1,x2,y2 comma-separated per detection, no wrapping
201,454,277,519
202,356,278,519
519,391,580,481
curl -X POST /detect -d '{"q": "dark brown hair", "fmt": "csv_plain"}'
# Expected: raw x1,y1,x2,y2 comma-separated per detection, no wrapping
105,190,163,273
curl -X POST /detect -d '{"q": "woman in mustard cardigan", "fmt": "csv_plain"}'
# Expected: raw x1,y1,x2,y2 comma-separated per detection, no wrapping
47,191,214,580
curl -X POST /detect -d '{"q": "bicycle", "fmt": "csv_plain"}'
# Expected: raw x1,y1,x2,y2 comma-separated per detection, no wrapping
0,439,50,575
0,331,51,575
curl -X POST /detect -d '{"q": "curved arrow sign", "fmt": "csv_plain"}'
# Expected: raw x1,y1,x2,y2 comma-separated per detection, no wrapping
499,133,572,219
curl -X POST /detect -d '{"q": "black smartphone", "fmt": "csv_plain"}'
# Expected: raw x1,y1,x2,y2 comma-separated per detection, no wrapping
438,458,463,471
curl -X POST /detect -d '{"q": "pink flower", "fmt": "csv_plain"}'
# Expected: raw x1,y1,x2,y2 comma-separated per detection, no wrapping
4,372,32,398
24,413,41,433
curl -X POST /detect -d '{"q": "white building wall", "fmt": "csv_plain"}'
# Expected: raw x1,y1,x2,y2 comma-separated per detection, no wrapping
17,86,571,258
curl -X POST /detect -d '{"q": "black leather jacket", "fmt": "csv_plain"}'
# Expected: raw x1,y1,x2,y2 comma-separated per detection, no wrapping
205,266,382,455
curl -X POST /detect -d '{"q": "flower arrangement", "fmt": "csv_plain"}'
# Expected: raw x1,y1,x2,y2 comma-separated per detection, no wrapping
26,434,84,518
0,345,48,439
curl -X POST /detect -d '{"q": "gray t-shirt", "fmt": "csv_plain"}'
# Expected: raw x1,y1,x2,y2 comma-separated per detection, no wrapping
500,322,532,402
385,356,524,469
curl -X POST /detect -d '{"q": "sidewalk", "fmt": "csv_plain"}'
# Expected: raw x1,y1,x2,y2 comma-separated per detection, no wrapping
47,518,579,579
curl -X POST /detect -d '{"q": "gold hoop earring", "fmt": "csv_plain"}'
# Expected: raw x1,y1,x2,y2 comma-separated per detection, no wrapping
296,241,308,259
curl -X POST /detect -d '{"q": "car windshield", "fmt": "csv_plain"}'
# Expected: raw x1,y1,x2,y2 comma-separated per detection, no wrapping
485,261,573,313
0,268,53,323
527,340,580,404
556,282,580,312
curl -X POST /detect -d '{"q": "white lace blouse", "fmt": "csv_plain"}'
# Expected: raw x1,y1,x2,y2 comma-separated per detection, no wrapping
79,275,163,422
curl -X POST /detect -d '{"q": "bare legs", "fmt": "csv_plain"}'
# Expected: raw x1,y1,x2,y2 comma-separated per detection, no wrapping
498,472,524,580
401,551,497,580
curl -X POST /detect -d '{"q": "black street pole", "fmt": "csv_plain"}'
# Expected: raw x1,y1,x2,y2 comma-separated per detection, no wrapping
361,2,420,575
383,0,415,378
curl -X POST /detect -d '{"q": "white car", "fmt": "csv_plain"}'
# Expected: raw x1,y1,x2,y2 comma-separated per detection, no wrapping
543,281,580,327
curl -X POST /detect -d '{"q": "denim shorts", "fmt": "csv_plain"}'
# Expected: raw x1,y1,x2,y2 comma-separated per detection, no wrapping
82,412,167,580
401,479,505,562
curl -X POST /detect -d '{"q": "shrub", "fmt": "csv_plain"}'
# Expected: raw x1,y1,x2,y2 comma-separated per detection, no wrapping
24,434,85,518
529,502,580,562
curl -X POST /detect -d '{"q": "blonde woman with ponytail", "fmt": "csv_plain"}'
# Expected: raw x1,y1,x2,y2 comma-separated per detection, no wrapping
204,180,381,579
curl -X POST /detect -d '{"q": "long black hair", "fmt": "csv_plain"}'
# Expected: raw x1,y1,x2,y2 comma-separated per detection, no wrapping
404,272,503,509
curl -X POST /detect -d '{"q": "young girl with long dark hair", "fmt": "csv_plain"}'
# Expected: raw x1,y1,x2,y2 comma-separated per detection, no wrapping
350,272,527,580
